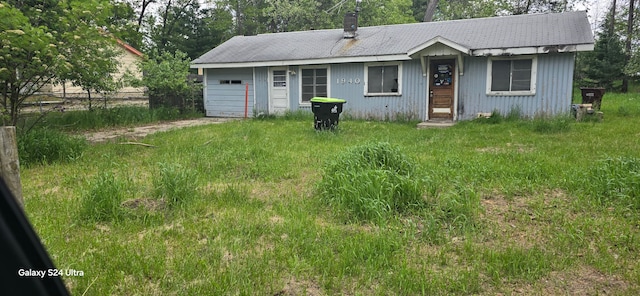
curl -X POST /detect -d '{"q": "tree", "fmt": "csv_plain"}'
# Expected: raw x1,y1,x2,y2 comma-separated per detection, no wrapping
109,1,144,49
131,50,201,111
436,0,509,20
215,0,270,36
146,0,234,59
423,0,438,21
582,28,626,90
507,0,577,14
0,0,122,125
621,0,635,92
57,0,122,110
0,1,68,126
357,0,415,25
263,0,335,32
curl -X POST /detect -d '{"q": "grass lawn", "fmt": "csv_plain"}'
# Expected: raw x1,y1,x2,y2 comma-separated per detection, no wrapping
21,94,640,295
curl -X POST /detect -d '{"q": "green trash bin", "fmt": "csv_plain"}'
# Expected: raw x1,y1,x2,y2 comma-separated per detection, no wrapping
310,97,346,130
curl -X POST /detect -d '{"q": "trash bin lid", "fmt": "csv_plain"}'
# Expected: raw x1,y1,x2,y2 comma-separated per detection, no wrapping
310,97,346,103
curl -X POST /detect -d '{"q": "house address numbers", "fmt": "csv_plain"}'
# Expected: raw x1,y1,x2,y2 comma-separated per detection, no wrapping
336,78,361,84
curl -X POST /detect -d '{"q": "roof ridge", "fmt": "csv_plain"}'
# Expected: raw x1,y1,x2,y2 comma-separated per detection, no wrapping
244,10,588,38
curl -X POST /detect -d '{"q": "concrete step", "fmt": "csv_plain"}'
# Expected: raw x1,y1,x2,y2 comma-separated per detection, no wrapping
416,121,456,129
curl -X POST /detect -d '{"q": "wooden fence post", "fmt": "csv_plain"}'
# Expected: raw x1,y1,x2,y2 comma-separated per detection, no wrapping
0,126,23,207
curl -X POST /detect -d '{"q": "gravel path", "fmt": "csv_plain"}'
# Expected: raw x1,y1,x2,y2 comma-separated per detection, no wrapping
84,117,235,143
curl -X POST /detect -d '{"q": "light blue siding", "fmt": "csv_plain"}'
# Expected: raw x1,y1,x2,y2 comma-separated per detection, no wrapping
458,53,575,120
289,66,302,111
205,68,253,117
203,53,575,121
254,67,269,115
293,61,427,120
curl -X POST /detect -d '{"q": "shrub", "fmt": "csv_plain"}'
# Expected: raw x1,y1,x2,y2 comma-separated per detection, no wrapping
316,142,426,223
17,128,87,166
79,172,128,222
153,162,198,208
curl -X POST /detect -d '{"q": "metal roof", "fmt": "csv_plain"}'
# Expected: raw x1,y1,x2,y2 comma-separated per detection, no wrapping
192,11,593,67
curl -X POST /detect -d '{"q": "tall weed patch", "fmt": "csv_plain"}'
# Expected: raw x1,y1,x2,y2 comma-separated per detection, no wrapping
316,142,426,223
79,172,128,222
18,128,86,166
531,115,572,133
35,106,201,131
153,162,198,208
583,157,640,209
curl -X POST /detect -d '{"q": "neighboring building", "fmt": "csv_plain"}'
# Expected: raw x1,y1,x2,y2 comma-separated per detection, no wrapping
45,39,146,99
192,11,594,121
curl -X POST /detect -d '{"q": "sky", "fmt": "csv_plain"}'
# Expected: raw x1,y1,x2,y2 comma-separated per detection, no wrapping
578,0,612,33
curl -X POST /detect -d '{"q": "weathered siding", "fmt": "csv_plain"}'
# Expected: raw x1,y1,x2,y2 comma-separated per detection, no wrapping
205,68,253,117
322,60,426,121
203,53,576,121
288,66,302,111
458,53,575,120
254,67,269,115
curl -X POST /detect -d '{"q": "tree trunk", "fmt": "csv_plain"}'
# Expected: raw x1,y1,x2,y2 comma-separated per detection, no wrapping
0,126,23,208
10,84,20,126
137,0,156,32
87,89,92,111
423,0,438,22
610,0,617,35
622,0,635,93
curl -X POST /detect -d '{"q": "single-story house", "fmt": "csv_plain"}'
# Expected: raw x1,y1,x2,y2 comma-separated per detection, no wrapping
43,39,146,99
191,11,594,121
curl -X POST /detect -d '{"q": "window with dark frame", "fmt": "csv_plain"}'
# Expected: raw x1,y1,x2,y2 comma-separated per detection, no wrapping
220,80,242,85
490,59,532,92
367,65,399,94
301,68,327,103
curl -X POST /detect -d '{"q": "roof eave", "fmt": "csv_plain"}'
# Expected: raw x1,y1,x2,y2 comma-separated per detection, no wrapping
190,54,412,69
472,44,594,56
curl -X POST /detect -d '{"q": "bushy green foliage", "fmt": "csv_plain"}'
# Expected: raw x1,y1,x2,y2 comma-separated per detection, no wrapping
17,128,87,166
79,172,128,222
316,142,426,223
584,157,640,209
580,31,626,90
153,162,199,208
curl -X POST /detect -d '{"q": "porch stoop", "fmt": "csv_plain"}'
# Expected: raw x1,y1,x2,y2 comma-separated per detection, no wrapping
416,120,456,129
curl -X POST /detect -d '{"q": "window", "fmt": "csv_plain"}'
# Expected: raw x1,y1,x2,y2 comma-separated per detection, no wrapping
301,68,328,103
273,70,286,87
365,63,401,95
487,57,536,95
219,80,242,85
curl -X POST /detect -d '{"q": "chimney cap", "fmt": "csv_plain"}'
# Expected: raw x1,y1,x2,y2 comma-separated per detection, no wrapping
343,12,358,39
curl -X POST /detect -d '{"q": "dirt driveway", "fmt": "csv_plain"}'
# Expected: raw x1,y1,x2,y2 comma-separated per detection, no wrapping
84,117,235,143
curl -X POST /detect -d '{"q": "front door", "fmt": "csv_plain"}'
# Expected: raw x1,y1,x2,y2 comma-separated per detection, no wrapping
270,67,288,114
429,60,455,120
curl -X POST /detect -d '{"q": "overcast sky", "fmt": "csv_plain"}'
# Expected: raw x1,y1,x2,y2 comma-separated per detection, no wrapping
577,0,612,33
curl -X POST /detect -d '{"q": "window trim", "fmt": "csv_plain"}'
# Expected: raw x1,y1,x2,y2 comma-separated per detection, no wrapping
364,62,402,96
299,65,330,105
486,56,537,96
